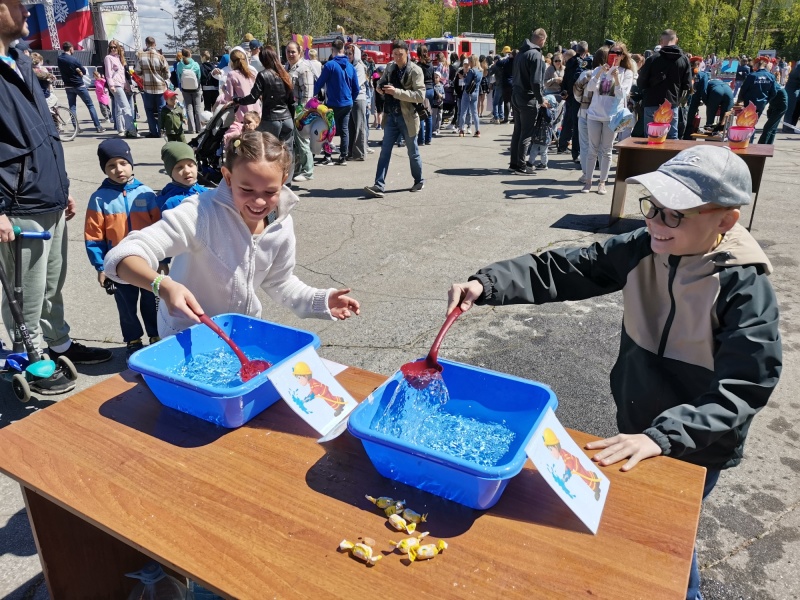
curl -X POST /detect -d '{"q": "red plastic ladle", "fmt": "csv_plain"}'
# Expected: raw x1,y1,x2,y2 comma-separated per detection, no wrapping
199,314,271,382
400,307,463,389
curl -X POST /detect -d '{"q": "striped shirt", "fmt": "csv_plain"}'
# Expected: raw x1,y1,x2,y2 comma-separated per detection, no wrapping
134,48,169,94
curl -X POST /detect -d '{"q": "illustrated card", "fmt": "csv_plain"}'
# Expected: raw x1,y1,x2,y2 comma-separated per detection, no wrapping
525,408,610,534
267,347,357,441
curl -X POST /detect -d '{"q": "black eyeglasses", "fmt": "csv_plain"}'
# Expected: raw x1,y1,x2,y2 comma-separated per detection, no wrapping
639,197,727,228
554,59,562,62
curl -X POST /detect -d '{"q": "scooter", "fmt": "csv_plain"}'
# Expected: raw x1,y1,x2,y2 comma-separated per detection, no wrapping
0,226,77,402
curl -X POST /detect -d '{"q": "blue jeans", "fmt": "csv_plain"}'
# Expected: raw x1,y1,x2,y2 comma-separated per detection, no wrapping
373,112,423,191
142,91,165,136
113,282,158,343
65,85,101,128
492,87,504,120
644,105,679,140
331,105,352,158
687,469,721,600
417,88,434,145
459,92,480,132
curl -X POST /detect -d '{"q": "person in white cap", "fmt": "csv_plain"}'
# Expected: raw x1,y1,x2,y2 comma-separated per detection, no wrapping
446,144,781,600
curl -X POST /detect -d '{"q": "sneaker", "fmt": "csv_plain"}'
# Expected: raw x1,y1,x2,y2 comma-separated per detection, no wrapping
149,336,161,345
367,148,375,154
127,339,144,356
48,341,113,365
293,174,312,182
319,156,333,166
124,131,143,139
410,181,424,192
535,162,548,170
96,126,105,133
363,185,385,198
597,182,607,195
30,372,76,396
336,156,348,165
581,181,593,193
578,174,587,184
512,166,535,175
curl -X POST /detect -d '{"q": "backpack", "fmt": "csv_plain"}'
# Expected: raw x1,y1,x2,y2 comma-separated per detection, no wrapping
180,64,199,91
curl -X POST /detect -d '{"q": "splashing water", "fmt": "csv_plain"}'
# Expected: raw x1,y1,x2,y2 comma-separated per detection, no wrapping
169,348,264,386
371,373,516,468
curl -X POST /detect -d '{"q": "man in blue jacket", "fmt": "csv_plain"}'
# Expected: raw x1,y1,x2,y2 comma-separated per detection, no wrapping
313,37,360,165
1,0,112,395
58,41,104,133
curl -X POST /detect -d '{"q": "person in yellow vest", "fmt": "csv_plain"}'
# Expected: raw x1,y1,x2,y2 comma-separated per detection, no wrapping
543,428,602,500
293,361,346,416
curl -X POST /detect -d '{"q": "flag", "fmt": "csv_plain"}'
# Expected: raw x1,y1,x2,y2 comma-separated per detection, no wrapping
474,0,489,4
444,0,458,7
459,0,473,5
25,0,93,50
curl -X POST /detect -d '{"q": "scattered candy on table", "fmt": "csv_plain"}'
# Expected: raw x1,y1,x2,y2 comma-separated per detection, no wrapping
388,513,416,534
408,539,448,562
339,539,382,566
401,508,427,523
389,532,429,553
366,495,403,510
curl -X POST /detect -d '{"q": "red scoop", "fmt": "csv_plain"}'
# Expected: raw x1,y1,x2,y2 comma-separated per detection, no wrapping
400,307,463,389
199,314,271,382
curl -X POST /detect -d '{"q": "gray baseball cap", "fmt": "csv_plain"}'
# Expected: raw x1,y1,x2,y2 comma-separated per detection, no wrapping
627,145,752,210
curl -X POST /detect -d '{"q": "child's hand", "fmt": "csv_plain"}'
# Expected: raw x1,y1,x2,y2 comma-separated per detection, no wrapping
328,288,360,320
447,280,484,315
585,433,662,471
97,271,106,287
158,278,203,325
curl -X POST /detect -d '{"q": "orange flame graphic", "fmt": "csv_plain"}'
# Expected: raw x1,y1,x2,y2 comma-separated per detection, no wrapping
653,100,674,124
736,102,758,128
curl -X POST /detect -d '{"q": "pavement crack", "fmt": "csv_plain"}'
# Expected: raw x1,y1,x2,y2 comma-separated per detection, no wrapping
701,499,800,571
304,214,357,269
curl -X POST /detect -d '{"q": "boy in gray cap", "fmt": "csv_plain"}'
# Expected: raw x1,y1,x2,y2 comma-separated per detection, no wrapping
447,145,781,599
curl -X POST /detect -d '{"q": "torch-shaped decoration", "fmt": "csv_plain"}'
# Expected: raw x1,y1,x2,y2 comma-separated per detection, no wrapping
728,102,758,150
735,102,758,128
647,101,674,144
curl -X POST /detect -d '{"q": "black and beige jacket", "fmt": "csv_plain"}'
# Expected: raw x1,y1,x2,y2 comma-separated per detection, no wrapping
470,225,782,470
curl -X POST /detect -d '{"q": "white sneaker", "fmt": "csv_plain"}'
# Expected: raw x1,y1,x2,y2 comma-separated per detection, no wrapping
293,174,311,182
578,174,587,184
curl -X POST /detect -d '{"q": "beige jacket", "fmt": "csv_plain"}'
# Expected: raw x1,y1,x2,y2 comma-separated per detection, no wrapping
377,61,425,137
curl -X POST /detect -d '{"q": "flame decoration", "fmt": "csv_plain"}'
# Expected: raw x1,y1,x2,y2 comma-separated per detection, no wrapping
653,100,674,124
736,102,758,128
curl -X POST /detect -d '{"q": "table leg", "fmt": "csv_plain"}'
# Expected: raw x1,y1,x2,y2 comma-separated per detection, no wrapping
609,179,627,225
23,486,162,599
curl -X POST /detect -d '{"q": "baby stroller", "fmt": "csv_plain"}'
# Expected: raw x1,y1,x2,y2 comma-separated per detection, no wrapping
442,83,456,126
1,227,77,402
189,103,237,187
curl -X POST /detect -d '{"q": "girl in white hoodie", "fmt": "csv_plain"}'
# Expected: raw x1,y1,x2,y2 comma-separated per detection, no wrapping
104,131,360,338
582,43,634,195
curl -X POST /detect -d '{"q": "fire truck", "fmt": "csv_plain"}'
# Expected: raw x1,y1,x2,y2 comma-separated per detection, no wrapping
424,33,496,59
312,34,388,65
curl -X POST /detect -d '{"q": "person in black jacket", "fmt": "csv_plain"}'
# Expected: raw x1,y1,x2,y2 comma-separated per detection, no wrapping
1,0,112,394
781,61,800,133
57,41,104,133
233,46,296,177
637,29,691,140
558,41,590,159
509,28,547,175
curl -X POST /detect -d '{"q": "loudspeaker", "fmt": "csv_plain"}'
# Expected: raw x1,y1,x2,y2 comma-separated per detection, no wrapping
92,39,109,66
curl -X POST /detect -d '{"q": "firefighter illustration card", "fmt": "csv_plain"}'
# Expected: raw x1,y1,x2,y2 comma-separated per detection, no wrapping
267,347,357,440
525,408,610,534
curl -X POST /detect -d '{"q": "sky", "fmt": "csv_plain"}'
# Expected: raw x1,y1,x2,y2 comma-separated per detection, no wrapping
135,0,179,49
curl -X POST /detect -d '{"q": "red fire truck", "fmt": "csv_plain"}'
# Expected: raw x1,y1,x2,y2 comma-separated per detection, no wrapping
312,34,388,65
424,33,496,59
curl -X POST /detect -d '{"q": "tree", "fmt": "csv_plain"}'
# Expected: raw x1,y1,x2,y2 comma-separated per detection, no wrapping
165,0,223,53
221,0,269,46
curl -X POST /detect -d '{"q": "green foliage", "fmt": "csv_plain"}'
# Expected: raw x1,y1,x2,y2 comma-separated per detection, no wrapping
174,0,800,57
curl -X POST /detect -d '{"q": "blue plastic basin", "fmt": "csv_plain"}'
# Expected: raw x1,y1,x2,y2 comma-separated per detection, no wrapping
348,359,557,510
128,314,319,428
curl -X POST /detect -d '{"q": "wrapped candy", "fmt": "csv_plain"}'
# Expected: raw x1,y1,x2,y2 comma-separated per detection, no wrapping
384,503,405,517
401,508,427,524
408,539,448,562
388,513,416,534
339,539,382,566
389,532,429,553
366,495,404,510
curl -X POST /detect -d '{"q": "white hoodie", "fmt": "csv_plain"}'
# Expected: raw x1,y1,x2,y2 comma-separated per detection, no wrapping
104,182,335,338
585,66,633,122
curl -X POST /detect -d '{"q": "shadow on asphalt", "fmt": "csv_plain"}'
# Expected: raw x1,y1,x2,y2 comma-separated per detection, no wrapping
0,395,56,429
0,509,36,557
304,187,366,199
551,213,645,234
504,187,574,200
435,168,512,176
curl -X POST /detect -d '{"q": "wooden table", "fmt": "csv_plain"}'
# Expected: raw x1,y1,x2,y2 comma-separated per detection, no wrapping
611,138,774,230
0,368,706,599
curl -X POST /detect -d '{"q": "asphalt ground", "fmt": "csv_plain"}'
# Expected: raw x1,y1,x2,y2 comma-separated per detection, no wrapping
1,90,798,599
